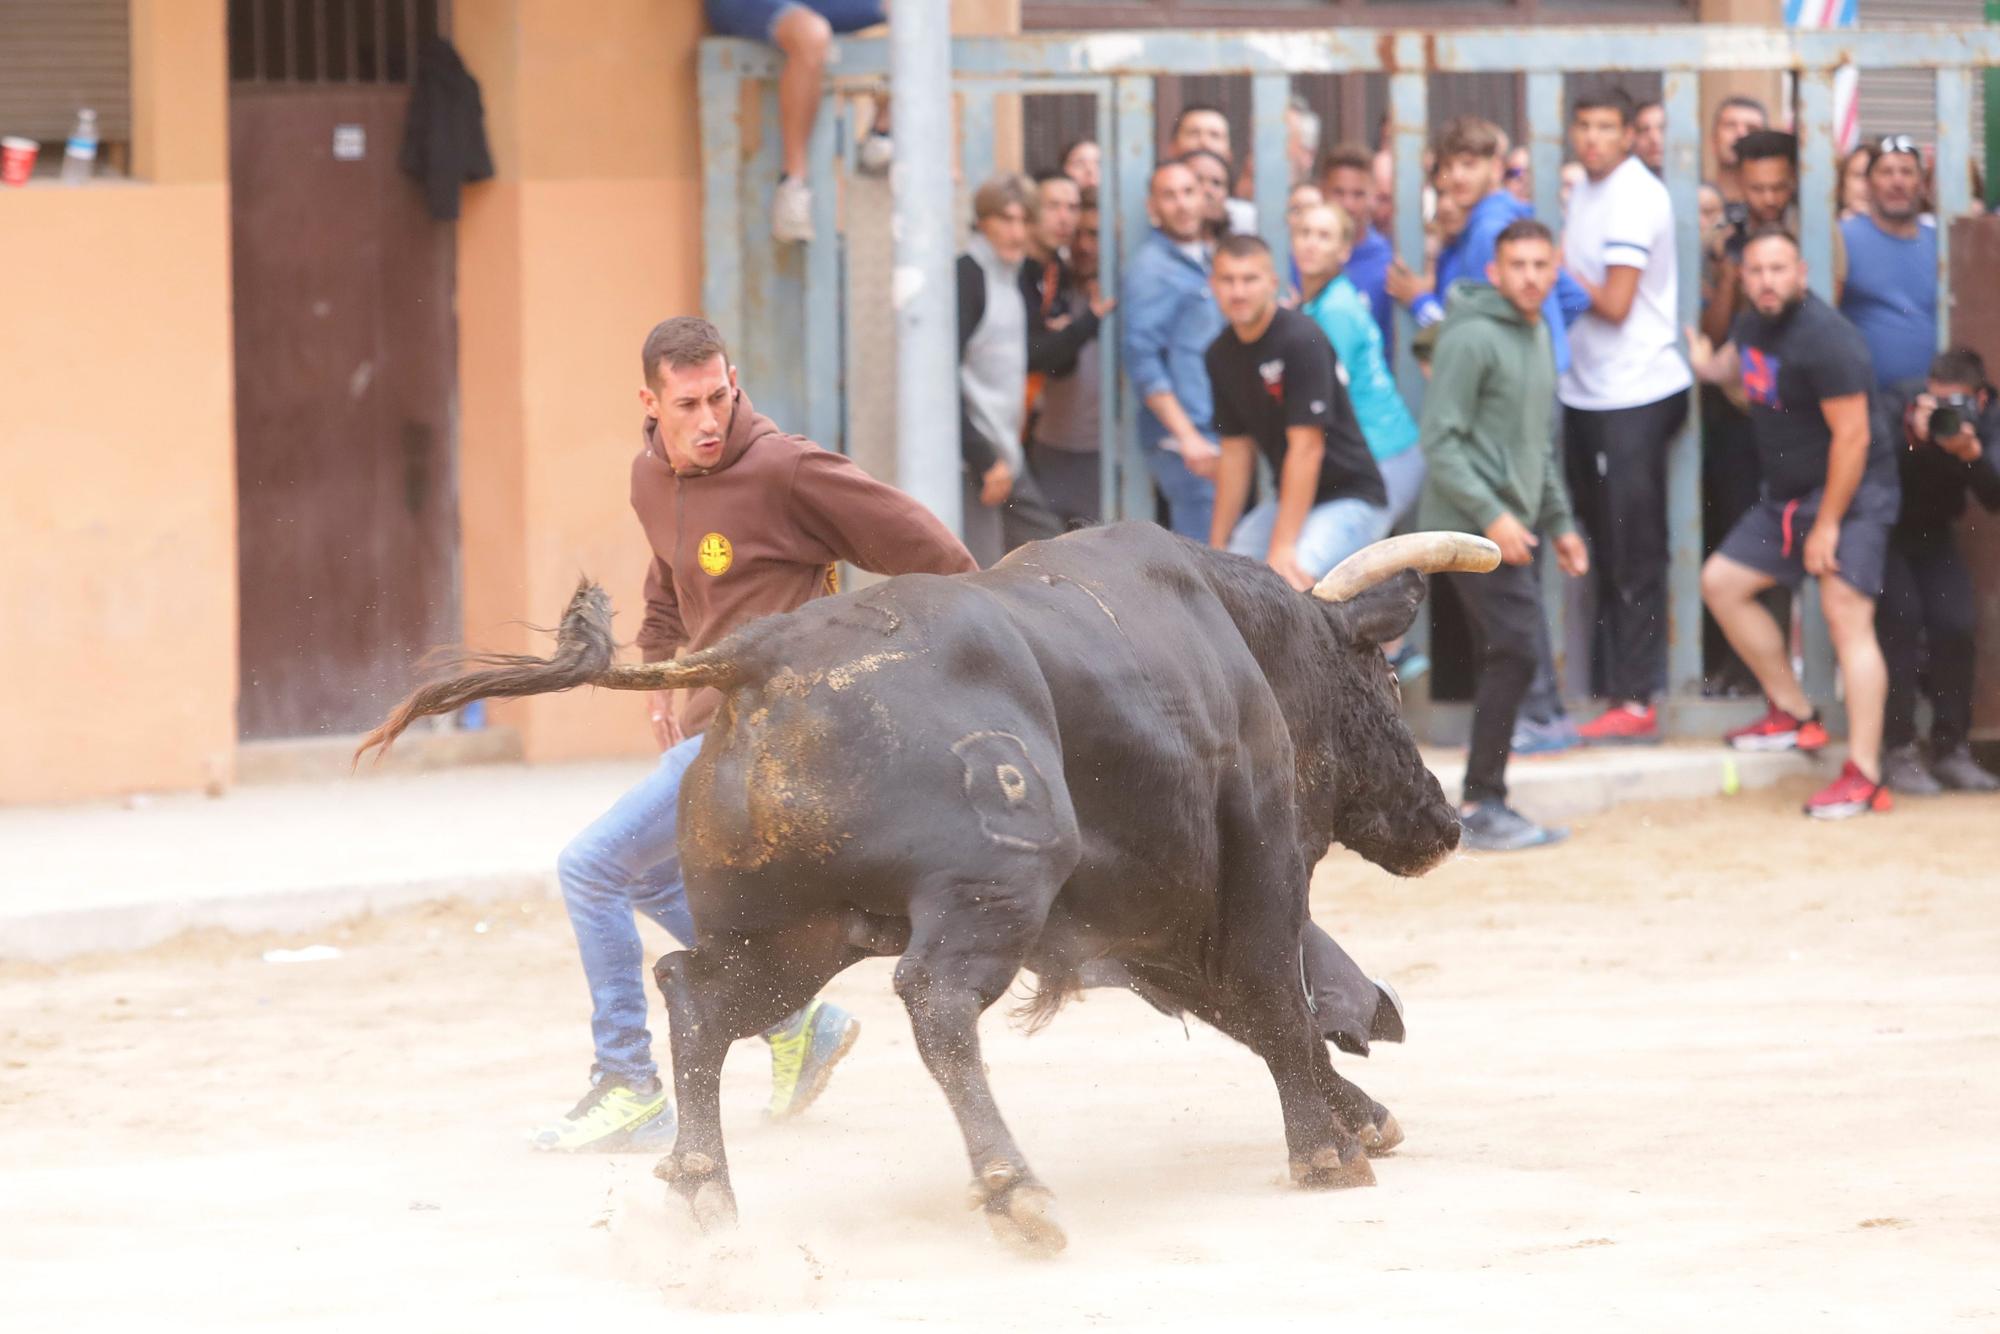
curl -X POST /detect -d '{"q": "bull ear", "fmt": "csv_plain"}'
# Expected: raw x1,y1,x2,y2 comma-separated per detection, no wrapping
1334,569,1426,645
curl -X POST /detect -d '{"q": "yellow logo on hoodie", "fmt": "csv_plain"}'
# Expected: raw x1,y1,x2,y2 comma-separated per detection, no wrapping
697,532,733,576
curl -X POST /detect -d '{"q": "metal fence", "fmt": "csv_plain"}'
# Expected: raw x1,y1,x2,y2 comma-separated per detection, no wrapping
698,24,1999,739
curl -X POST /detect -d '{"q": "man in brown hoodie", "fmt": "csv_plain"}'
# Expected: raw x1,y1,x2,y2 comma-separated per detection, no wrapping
535,317,976,1153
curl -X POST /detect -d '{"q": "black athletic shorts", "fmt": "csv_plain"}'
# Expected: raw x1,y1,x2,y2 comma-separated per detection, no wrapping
1716,484,1898,598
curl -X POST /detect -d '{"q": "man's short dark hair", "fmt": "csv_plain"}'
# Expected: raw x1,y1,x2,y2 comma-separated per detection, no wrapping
1435,115,1505,162
1320,143,1373,178
1573,87,1635,126
1172,102,1228,137
1735,129,1799,167
1077,184,1098,212
1213,233,1273,265
1033,168,1079,191
1178,147,1233,174
1931,345,1988,389
1494,218,1554,253
643,317,728,387
1715,94,1769,127
1742,224,1800,256
1636,99,1664,117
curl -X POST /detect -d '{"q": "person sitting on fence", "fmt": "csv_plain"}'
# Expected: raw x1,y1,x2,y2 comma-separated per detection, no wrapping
957,174,1066,565
1876,346,2000,795
704,0,893,246
1025,185,1115,529
1121,159,1225,540
1689,227,1900,821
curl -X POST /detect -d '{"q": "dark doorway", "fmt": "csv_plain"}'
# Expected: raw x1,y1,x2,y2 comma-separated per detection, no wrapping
228,0,458,739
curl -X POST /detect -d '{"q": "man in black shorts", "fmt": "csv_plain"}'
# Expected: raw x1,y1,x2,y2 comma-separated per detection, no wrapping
1688,227,1900,820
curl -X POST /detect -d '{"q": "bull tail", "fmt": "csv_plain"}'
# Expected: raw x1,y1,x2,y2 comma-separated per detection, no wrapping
354,577,742,763
1012,962,1087,1035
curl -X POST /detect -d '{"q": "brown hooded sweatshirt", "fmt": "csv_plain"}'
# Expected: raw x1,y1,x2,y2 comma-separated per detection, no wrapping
631,391,977,737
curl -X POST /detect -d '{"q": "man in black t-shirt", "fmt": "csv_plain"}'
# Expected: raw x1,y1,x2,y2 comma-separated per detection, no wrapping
1204,233,1389,589
1688,227,1900,820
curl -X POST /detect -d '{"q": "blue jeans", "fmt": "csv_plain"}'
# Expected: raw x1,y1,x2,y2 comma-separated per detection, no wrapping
704,0,886,41
1225,494,1392,578
1376,446,1426,528
556,734,704,1086
1145,440,1216,541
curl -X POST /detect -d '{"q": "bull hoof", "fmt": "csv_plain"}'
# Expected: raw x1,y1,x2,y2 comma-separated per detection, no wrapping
1289,1145,1377,1190
690,1179,740,1234
982,1184,1067,1258
1360,1112,1404,1157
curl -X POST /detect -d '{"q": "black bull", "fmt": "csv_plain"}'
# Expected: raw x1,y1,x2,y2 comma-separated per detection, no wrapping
361,523,1499,1254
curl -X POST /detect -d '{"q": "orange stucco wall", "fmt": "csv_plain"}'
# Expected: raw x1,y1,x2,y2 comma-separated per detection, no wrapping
0,0,235,804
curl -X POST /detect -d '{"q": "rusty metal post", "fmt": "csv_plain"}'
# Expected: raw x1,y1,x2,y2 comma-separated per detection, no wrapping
1936,66,1974,352
1251,72,1292,261
889,0,963,534
1663,70,1705,702
1113,74,1157,523
1797,66,1838,712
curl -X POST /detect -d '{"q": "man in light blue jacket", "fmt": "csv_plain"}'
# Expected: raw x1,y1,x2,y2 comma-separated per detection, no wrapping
1121,159,1226,539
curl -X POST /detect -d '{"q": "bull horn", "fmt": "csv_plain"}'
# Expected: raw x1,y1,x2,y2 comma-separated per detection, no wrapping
1310,532,1503,603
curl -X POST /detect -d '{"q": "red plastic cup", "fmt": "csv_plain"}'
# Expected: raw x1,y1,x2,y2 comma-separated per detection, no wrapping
1,137,39,186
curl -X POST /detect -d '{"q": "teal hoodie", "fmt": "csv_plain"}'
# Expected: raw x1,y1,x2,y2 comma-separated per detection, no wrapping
1416,282,1574,540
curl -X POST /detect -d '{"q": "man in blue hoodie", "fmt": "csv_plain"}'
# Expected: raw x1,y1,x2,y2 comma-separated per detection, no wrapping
1391,116,1590,372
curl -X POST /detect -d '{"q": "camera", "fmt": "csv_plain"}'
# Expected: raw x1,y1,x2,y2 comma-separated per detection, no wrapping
1929,393,1977,444
1723,200,1750,237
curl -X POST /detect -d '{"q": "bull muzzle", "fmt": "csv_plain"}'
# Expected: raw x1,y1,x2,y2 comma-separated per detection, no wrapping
1310,532,1503,603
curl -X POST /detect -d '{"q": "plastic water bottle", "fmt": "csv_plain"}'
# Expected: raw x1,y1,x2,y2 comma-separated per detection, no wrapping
61,109,98,184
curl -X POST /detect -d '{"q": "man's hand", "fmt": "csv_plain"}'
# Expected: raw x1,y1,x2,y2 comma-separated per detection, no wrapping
1941,424,1984,463
1803,518,1842,578
1386,259,1432,305
1684,325,1717,379
647,689,683,751
1268,545,1314,592
1484,512,1539,566
1088,284,1116,320
1179,432,1221,479
981,459,1014,506
1554,531,1590,577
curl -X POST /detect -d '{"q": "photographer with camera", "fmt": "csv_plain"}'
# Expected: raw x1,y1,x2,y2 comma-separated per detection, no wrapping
1877,346,2000,794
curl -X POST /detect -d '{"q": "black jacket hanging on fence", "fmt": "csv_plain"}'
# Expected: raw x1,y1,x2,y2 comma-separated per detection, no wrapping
400,37,494,221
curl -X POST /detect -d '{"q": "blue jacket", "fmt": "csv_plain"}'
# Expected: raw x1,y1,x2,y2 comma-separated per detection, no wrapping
1121,230,1224,447
1413,191,1589,374
1343,225,1397,358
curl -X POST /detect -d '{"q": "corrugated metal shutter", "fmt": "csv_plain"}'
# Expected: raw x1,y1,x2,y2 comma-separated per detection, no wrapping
1856,0,1986,160
0,0,131,143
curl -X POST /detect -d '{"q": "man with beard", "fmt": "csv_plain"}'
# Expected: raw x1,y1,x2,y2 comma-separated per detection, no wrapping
1840,135,1938,389
1634,100,1666,177
1690,229,1900,820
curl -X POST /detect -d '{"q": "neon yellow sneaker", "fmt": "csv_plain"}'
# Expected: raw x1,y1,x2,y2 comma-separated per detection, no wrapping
530,1075,676,1153
765,1000,860,1121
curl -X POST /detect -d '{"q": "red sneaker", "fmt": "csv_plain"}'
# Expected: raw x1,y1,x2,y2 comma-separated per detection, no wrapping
1725,704,1830,753
1804,760,1893,820
1577,704,1660,746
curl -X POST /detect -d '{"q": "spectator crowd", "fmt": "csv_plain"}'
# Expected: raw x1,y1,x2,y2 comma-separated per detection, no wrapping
946,88,2000,847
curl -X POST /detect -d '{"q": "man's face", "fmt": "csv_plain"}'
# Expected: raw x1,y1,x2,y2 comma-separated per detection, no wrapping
1438,151,1501,212
1739,155,1796,226
1072,209,1100,282
641,354,736,472
1211,249,1277,329
1150,163,1206,242
1740,235,1807,317
1635,104,1667,172
1487,237,1554,319
1186,153,1231,223
1287,182,1324,227
1869,152,1925,223
1064,141,1100,191
1173,110,1231,160
1289,204,1351,282
1571,108,1632,179
979,203,1029,264
1034,178,1080,253
1324,166,1374,231
1504,147,1532,201
1713,103,1766,169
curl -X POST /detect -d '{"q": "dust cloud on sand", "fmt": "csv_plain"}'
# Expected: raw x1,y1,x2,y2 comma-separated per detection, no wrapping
4,780,1997,1331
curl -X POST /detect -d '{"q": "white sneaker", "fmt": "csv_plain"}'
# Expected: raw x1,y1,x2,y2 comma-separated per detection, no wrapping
772,176,814,244
857,132,894,176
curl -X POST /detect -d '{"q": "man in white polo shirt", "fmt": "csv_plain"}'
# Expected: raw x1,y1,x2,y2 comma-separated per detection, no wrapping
1560,87,1694,746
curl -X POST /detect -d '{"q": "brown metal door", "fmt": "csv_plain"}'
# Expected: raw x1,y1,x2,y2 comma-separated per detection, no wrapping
229,84,458,739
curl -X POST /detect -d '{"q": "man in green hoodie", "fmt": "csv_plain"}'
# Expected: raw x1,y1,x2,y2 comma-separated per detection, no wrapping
1418,219,1591,851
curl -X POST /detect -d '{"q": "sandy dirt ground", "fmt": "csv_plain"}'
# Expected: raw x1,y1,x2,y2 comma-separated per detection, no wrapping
5,778,1998,1332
